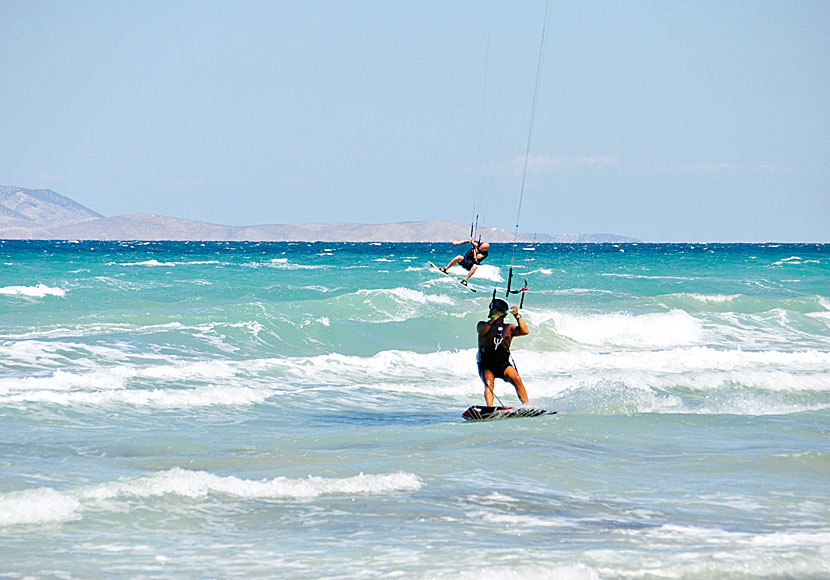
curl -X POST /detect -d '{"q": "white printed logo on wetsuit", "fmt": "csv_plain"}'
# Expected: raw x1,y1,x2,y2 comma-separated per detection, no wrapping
493,326,505,350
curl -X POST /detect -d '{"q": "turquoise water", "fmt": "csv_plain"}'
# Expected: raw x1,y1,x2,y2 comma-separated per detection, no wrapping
1,241,828,579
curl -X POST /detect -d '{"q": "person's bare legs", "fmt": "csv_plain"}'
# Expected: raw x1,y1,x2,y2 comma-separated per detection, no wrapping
503,366,528,404
462,263,478,283
442,255,463,272
481,370,496,406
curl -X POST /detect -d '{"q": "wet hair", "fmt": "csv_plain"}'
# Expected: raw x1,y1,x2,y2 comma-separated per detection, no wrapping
489,298,509,313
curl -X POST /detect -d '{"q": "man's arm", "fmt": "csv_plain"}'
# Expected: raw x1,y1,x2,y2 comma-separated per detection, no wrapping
453,239,474,246
510,306,528,337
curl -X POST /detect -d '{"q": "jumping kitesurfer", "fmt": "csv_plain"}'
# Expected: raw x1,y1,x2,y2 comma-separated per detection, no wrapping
440,239,489,286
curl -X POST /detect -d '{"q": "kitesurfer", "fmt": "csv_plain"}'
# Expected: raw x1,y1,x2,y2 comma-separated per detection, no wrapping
440,239,489,286
476,298,529,405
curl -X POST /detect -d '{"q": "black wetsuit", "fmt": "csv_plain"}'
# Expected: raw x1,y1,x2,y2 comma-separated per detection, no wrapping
460,248,488,271
477,322,513,380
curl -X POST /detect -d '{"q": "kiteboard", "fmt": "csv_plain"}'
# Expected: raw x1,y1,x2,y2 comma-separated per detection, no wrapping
427,261,477,292
462,405,556,422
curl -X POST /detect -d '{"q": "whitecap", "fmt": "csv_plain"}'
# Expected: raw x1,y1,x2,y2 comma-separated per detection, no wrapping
0,469,421,527
0,284,66,298
444,264,503,282
81,467,422,501
0,488,82,526
537,309,704,348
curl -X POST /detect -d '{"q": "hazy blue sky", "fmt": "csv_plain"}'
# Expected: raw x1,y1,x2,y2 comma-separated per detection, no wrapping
2,0,828,241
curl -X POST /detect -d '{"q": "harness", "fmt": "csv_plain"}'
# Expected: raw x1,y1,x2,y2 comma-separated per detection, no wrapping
464,248,488,266
478,322,511,360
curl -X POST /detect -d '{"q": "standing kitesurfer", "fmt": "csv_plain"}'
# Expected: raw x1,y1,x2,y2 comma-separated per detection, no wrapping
440,239,489,286
476,298,529,405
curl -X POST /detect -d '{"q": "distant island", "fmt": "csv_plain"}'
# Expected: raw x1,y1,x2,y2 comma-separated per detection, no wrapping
0,185,639,243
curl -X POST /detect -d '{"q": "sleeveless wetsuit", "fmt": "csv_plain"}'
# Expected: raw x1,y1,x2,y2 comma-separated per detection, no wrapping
460,248,488,271
477,322,513,380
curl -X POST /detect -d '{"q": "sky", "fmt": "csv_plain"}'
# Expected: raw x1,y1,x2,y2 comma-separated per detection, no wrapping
1,0,828,242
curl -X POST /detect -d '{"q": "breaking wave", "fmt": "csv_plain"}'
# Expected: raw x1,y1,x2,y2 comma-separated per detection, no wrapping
0,468,422,527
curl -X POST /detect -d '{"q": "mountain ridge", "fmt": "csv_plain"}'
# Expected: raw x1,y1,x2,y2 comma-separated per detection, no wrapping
0,186,639,242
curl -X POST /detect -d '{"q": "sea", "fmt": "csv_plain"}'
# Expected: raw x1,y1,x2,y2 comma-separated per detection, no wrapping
1,240,828,579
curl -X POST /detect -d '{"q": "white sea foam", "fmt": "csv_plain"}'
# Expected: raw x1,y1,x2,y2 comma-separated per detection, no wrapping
771,256,821,266
0,488,82,526
116,258,228,268
275,349,474,389
349,287,454,322
0,340,131,369
3,340,827,413
0,321,187,341
244,258,323,270
532,309,704,348
602,272,698,281
81,467,421,500
3,385,271,408
686,293,740,303
433,564,600,580
445,263,503,282
808,310,830,325
275,345,830,415
117,259,177,267
0,469,421,527
0,357,271,408
0,284,66,298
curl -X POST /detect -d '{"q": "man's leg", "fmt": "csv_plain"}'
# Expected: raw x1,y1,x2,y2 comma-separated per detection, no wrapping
442,255,463,271
463,263,478,282
503,366,528,404
481,370,496,406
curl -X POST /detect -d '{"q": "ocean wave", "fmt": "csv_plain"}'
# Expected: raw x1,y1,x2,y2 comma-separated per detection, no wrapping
2,335,827,413
657,293,830,317
0,355,269,408
431,564,599,580
0,284,66,298
268,346,830,414
549,379,829,416
0,321,187,341
81,467,421,500
0,468,421,527
528,309,704,348
602,272,699,281
3,385,271,408
243,258,324,270
771,256,823,266
685,293,740,303
0,340,131,369
0,488,82,526
0,354,267,403
444,263,503,282
0,319,268,346
356,287,453,306
337,287,454,322
116,259,224,267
